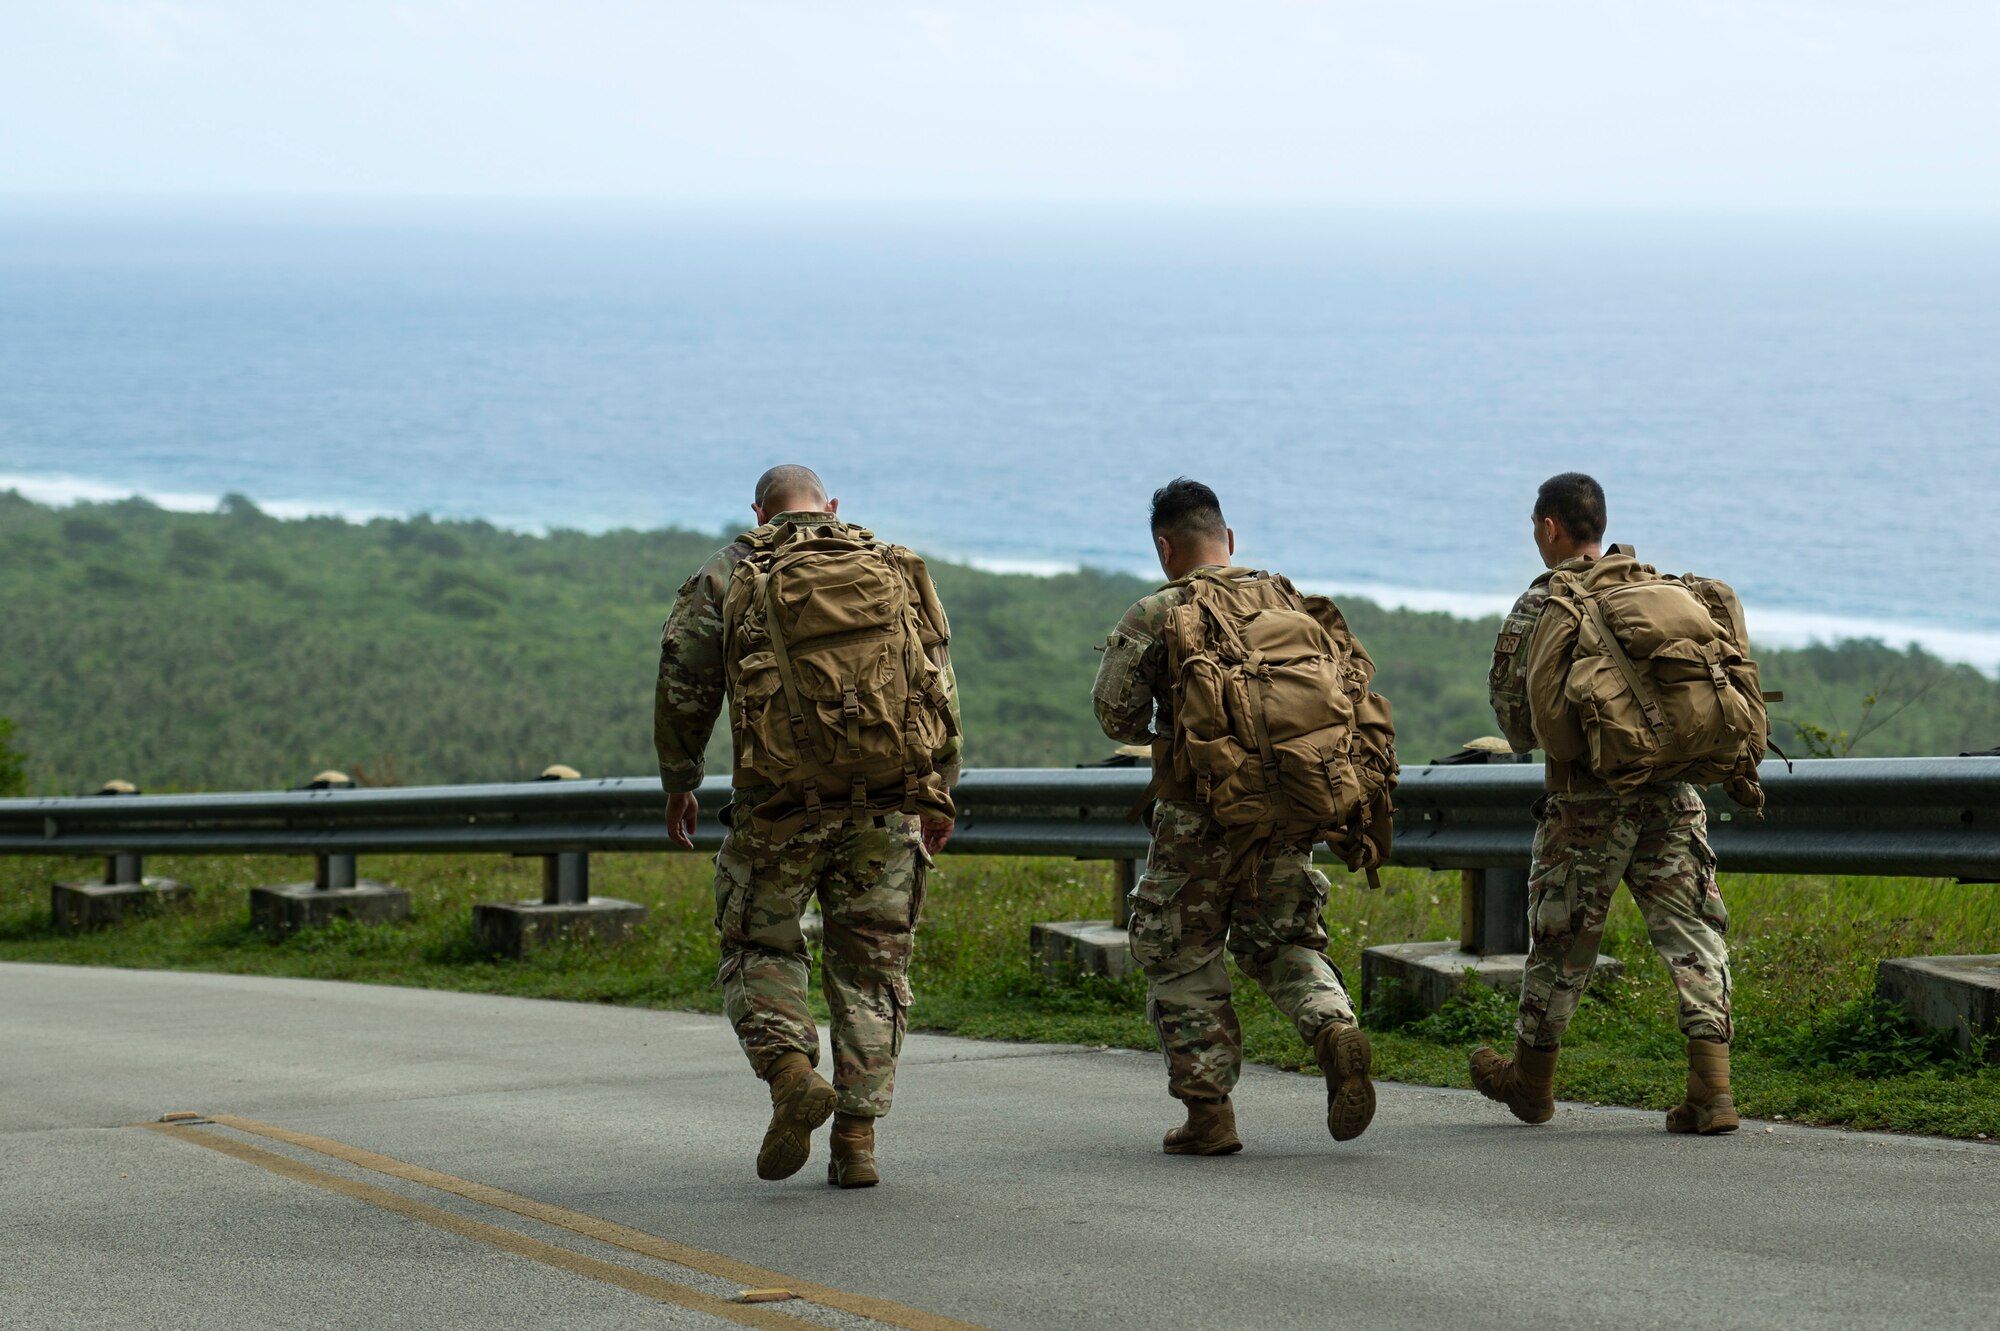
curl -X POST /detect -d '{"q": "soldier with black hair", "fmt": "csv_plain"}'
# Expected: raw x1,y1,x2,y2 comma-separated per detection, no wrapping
1090,478,1396,1155
1474,471,1763,1136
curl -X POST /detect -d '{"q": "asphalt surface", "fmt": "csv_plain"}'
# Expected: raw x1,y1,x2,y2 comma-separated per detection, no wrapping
4,962,1996,1331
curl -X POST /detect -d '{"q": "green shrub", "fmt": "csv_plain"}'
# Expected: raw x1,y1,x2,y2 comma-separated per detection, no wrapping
1762,996,1972,1077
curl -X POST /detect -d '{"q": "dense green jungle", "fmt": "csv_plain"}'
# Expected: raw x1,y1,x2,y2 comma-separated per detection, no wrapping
2,491,1996,794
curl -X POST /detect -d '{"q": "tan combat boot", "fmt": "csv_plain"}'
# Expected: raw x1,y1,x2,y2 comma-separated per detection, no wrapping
1468,1039,1559,1124
1313,1022,1377,1142
1665,1038,1740,1135
756,1051,837,1181
827,1112,881,1188
1163,1096,1243,1156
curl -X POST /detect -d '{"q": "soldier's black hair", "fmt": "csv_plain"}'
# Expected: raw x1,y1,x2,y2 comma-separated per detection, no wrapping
1150,477,1227,542
1533,472,1607,543
754,464,827,513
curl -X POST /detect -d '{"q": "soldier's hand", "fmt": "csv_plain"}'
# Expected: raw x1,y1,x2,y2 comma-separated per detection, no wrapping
665,791,699,850
921,816,954,857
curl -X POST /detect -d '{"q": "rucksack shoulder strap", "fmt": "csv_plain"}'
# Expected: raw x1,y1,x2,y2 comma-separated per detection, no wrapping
1578,592,1671,740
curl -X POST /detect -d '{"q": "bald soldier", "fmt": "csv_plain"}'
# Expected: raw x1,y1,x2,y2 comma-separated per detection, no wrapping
657,465,962,1187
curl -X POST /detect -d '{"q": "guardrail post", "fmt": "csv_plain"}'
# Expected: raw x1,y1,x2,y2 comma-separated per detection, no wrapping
470,765,647,958
542,852,589,905
248,771,410,938
1460,867,1530,955
315,853,359,891
51,782,190,931
1111,855,1146,930
1361,743,1623,1020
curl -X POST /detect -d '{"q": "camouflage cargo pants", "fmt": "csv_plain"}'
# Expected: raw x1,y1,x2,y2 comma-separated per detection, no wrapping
713,809,925,1117
1517,784,1732,1051
1128,799,1357,1102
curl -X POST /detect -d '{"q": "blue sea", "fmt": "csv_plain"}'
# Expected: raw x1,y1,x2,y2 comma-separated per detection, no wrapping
2,202,1996,666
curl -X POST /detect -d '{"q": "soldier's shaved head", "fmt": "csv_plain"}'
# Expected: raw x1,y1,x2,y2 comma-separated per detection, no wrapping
754,465,829,514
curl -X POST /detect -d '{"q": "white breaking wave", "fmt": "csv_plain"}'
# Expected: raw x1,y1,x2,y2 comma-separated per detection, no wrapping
962,554,1091,578
0,472,392,524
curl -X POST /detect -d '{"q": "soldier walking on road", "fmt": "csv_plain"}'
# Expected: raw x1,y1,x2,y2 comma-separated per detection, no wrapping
1473,472,1774,1134
656,465,961,1187
1092,479,1399,1155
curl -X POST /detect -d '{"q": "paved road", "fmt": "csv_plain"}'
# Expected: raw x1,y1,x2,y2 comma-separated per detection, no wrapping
4,963,1995,1330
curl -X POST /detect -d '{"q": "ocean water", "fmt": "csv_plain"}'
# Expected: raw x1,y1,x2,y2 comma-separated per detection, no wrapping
2,203,1996,664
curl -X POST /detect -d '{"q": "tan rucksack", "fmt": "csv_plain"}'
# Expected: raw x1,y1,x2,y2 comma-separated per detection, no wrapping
721,519,956,832
1534,549,1772,808
1161,569,1397,876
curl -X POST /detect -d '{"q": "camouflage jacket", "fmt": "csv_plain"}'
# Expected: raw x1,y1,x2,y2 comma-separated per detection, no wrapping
654,512,963,794
1489,553,1609,794
1092,563,1371,749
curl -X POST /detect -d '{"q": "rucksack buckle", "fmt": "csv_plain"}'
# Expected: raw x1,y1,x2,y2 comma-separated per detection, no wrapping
850,777,870,812
842,687,862,719
1196,771,1213,804
1707,663,1729,689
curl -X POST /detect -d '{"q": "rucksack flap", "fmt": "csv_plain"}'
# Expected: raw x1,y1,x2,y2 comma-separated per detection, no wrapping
722,523,955,831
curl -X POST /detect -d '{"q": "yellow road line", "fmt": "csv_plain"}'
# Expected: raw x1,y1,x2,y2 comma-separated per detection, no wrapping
143,1123,808,1330
206,1114,988,1331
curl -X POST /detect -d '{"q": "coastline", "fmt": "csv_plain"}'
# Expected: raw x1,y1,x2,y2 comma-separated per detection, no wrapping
10,470,2000,675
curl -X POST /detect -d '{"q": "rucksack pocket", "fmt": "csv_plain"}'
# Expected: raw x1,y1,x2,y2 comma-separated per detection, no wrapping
1273,735,1360,827
1175,657,1231,742
1566,654,1656,778
731,651,792,774
1183,733,1260,823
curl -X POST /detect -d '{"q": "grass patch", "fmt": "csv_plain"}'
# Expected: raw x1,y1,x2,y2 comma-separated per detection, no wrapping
3,852,1995,1138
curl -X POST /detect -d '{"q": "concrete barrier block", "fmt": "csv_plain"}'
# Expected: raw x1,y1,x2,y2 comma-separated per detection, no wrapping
250,881,410,938
1876,955,2000,1062
471,898,647,958
1361,940,1624,1022
50,878,189,931
1030,920,1134,982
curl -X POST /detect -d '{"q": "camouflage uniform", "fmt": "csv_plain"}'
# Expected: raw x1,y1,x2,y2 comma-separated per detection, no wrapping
657,511,961,1118
1490,554,1732,1051
1093,567,1358,1102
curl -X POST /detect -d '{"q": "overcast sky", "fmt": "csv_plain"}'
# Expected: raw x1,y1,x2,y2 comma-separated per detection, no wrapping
2,1,1996,212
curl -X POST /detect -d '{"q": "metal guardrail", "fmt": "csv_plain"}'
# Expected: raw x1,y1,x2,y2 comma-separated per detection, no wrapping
1395,756,2000,880
0,769,1154,861
2,757,1996,879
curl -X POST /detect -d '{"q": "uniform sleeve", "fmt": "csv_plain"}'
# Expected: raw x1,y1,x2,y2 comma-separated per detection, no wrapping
1488,585,1547,753
653,552,733,793
1092,603,1167,744
1525,601,1588,763
930,640,964,789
